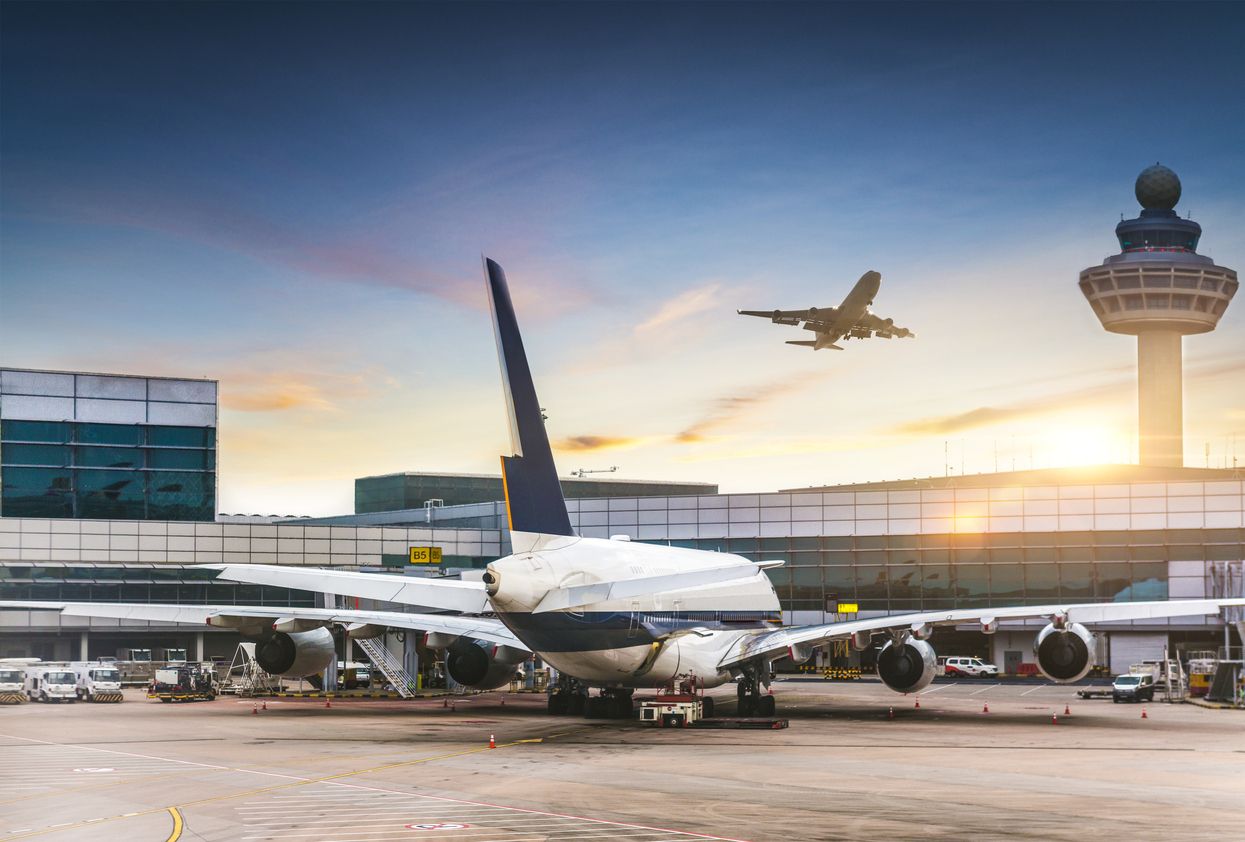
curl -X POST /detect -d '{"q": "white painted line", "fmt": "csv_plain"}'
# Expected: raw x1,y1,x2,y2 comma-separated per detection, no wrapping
1021,683,1052,696
970,683,1000,696
915,682,957,696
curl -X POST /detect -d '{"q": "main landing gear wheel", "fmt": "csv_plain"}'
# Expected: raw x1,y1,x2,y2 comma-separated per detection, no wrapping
736,668,775,717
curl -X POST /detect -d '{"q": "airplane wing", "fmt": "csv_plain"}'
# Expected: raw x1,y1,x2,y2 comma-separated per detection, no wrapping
856,311,914,338
210,564,490,614
0,600,527,650
717,598,1245,669
738,307,839,327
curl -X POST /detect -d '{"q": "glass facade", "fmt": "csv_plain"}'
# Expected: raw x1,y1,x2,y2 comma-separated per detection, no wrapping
0,564,313,607
1,420,216,521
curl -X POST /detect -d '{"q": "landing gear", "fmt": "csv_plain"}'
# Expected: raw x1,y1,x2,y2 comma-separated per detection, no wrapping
736,667,776,717
546,674,589,716
587,688,634,719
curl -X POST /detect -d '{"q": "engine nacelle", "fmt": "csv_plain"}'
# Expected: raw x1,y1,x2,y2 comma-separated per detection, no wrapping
876,638,936,695
346,623,387,640
445,638,525,690
254,627,336,677
1034,622,1094,683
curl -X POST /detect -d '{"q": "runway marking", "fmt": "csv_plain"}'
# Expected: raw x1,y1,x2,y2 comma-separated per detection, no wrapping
914,682,957,696
970,683,1000,696
1021,683,1052,696
164,808,183,842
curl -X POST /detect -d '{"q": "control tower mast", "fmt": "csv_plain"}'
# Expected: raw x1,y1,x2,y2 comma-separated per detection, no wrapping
1079,164,1237,467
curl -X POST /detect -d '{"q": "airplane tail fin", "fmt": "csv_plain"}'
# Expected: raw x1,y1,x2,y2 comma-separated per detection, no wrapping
485,258,575,540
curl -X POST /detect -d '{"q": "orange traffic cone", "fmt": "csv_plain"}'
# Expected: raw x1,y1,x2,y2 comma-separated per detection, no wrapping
262,701,268,711
914,697,921,709
1141,708,1148,719
325,698,331,709
489,734,496,749
251,704,258,715
982,701,989,714
1051,713,1058,725
1064,704,1070,716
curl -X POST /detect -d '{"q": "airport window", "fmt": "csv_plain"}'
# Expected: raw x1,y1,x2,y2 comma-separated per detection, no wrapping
1,467,74,517
954,564,989,605
2,443,70,466
1023,563,1059,602
990,564,1024,601
1095,561,1132,600
1,419,69,442
148,425,215,448
76,446,142,469
1058,563,1093,599
148,448,213,470
76,469,145,518
78,423,142,446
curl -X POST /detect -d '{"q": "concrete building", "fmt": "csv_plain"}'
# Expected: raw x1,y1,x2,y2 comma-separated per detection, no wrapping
1079,164,1237,466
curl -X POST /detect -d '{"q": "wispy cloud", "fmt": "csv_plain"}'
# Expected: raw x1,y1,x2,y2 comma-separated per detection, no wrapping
634,283,722,334
677,370,835,443
552,435,646,452
892,356,1245,436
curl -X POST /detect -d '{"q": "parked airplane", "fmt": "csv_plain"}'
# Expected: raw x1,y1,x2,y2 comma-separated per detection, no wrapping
738,269,914,350
4,259,1242,719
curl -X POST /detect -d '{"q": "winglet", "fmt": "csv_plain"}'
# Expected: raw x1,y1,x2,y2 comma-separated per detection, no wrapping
485,258,574,538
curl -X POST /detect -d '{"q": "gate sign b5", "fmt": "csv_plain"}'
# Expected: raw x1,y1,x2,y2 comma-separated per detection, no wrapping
409,546,443,565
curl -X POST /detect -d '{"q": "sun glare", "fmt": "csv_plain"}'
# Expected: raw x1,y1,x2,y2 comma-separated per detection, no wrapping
1043,425,1123,468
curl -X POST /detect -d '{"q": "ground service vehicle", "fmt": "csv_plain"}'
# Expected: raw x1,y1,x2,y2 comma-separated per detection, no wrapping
150,664,218,702
0,666,26,703
939,656,1000,678
25,666,78,702
75,663,124,702
1112,673,1155,702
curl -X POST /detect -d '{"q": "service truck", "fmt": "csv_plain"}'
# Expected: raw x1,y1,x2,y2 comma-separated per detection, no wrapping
0,665,27,704
25,665,79,703
150,663,218,702
74,662,124,702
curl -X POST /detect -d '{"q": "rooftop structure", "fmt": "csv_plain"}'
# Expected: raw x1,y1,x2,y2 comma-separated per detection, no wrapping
1079,164,1237,467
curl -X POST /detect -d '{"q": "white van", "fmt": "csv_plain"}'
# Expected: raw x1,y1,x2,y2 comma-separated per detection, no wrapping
74,663,124,702
25,665,78,703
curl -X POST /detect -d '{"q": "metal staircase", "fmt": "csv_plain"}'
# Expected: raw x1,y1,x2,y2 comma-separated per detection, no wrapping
356,637,417,698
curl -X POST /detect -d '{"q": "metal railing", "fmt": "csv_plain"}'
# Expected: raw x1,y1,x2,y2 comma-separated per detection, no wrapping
355,637,417,698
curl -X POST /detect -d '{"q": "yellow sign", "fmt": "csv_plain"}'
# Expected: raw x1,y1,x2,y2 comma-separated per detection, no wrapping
409,546,443,565
836,602,859,614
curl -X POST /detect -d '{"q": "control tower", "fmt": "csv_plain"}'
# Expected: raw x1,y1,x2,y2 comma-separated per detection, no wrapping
1080,164,1237,467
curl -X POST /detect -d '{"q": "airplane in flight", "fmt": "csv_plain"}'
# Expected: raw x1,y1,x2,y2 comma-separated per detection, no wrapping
4,259,1242,719
738,269,915,350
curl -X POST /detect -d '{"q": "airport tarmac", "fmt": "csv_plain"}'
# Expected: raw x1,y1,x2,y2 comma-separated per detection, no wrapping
2,679,1242,842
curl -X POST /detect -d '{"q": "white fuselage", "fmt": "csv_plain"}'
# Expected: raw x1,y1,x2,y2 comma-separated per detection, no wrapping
816,271,881,348
485,533,781,688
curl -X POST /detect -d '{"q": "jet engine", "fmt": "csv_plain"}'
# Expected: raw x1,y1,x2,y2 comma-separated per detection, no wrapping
254,627,336,677
876,638,936,694
1033,622,1094,682
445,638,529,690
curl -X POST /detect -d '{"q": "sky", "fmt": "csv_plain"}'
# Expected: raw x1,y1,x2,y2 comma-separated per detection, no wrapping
2,2,1243,516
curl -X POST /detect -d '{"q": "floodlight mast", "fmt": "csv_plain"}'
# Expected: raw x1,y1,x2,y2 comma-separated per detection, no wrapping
1078,164,1237,467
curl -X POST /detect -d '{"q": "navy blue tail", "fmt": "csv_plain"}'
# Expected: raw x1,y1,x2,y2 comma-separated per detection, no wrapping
485,258,574,537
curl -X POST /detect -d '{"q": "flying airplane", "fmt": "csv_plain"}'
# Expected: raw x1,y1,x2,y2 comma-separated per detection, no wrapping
738,269,914,350
4,259,1242,719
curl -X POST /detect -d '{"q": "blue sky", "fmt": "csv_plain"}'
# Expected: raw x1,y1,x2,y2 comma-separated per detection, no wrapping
2,2,1243,515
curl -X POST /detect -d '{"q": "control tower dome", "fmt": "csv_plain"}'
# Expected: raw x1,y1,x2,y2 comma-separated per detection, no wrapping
1079,164,1237,467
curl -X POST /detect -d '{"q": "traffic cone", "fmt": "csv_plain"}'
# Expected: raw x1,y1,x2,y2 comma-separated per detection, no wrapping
888,706,894,720
982,701,989,714
1064,704,1070,716
914,697,920,709
325,698,331,709
1141,708,1148,719
262,701,268,711
251,704,258,715
1051,713,1058,725
489,734,496,749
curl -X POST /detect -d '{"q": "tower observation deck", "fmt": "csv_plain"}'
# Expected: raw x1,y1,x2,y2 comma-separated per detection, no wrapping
1079,164,1237,467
